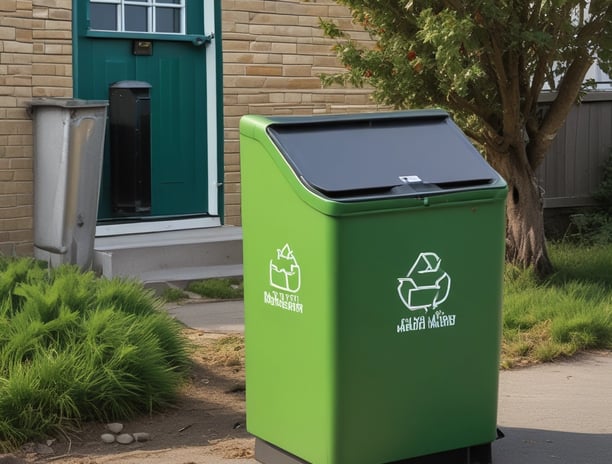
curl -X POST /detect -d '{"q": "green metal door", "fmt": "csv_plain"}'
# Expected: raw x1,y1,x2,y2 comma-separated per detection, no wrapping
73,0,219,222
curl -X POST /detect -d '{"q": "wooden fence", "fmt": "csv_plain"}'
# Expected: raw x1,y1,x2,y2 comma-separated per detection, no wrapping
538,91,612,208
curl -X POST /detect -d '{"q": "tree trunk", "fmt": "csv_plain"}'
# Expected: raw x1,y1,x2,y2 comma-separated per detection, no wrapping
490,150,554,277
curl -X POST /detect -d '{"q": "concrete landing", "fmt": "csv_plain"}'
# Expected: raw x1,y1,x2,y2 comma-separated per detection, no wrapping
93,226,242,286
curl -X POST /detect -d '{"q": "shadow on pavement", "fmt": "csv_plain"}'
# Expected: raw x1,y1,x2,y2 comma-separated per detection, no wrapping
492,427,612,464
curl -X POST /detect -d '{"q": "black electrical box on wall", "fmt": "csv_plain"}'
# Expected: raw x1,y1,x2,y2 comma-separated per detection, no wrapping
109,80,152,215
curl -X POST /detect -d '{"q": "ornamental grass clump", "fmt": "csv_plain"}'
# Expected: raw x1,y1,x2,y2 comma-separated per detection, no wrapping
0,257,191,452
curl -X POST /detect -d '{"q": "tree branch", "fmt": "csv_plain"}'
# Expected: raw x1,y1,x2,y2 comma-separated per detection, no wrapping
523,4,562,118
442,0,463,11
524,50,551,117
482,11,523,153
462,127,488,148
506,50,523,146
527,15,607,169
528,51,593,170
447,93,494,128
486,28,509,97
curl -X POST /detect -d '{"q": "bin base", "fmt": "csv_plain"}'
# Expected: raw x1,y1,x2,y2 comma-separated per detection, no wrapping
34,247,70,268
254,438,492,464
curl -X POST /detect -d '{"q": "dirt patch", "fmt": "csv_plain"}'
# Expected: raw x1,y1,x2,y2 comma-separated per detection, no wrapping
12,329,254,464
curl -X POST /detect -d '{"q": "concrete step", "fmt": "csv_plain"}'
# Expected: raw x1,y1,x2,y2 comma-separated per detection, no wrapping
93,226,243,286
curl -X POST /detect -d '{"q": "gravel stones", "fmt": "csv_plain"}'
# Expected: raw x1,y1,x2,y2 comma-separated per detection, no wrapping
106,423,123,434
100,433,116,444
101,424,150,445
116,434,134,445
132,432,150,442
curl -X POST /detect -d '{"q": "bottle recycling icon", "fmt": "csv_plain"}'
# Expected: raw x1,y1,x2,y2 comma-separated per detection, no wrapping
397,252,451,312
269,243,301,293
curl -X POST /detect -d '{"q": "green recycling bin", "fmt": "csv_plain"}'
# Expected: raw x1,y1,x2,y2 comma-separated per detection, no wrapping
240,110,507,464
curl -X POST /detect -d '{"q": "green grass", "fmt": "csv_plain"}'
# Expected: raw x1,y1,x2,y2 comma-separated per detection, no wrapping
0,258,191,452
502,243,612,368
186,277,243,300
161,286,189,302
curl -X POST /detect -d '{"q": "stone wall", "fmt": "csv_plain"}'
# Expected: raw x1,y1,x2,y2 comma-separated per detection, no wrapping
0,0,375,253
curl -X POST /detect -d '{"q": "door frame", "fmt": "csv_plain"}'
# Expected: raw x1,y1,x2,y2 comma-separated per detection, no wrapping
72,0,224,236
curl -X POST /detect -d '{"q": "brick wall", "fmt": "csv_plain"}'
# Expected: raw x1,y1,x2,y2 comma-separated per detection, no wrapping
221,0,380,225
0,0,376,253
0,0,72,256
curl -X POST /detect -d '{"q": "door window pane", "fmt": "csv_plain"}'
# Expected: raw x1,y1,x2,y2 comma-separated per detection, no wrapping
125,5,148,32
90,0,185,34
90,3,118,31
156,8,180,33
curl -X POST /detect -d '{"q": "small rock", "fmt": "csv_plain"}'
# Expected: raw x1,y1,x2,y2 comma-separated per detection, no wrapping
18,443,35,454
0,455,27,464
132,432,150,442
100,433,116,444
34,443,54,455
116,433,134,445
106,422,124,434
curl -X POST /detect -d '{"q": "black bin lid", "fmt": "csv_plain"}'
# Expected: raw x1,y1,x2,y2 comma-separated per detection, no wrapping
266,110,501,200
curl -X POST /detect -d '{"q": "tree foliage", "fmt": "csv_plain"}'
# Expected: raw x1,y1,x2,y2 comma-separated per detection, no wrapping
321,1,610,152
321,0,611,275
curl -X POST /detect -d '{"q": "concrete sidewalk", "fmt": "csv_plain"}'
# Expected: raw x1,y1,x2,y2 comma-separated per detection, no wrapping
167,299,246,333
168,300,612,464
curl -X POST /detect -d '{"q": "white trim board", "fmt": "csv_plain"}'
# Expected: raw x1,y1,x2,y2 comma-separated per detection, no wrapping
95,217,221,237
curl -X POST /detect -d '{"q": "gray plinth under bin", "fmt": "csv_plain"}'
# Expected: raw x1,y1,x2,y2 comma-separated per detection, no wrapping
29,98,108,270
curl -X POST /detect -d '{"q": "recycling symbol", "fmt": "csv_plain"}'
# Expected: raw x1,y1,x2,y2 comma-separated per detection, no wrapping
397,252,451,312
269,244,301,293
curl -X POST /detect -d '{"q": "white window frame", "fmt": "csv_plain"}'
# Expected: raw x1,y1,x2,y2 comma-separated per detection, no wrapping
89,0,186,35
